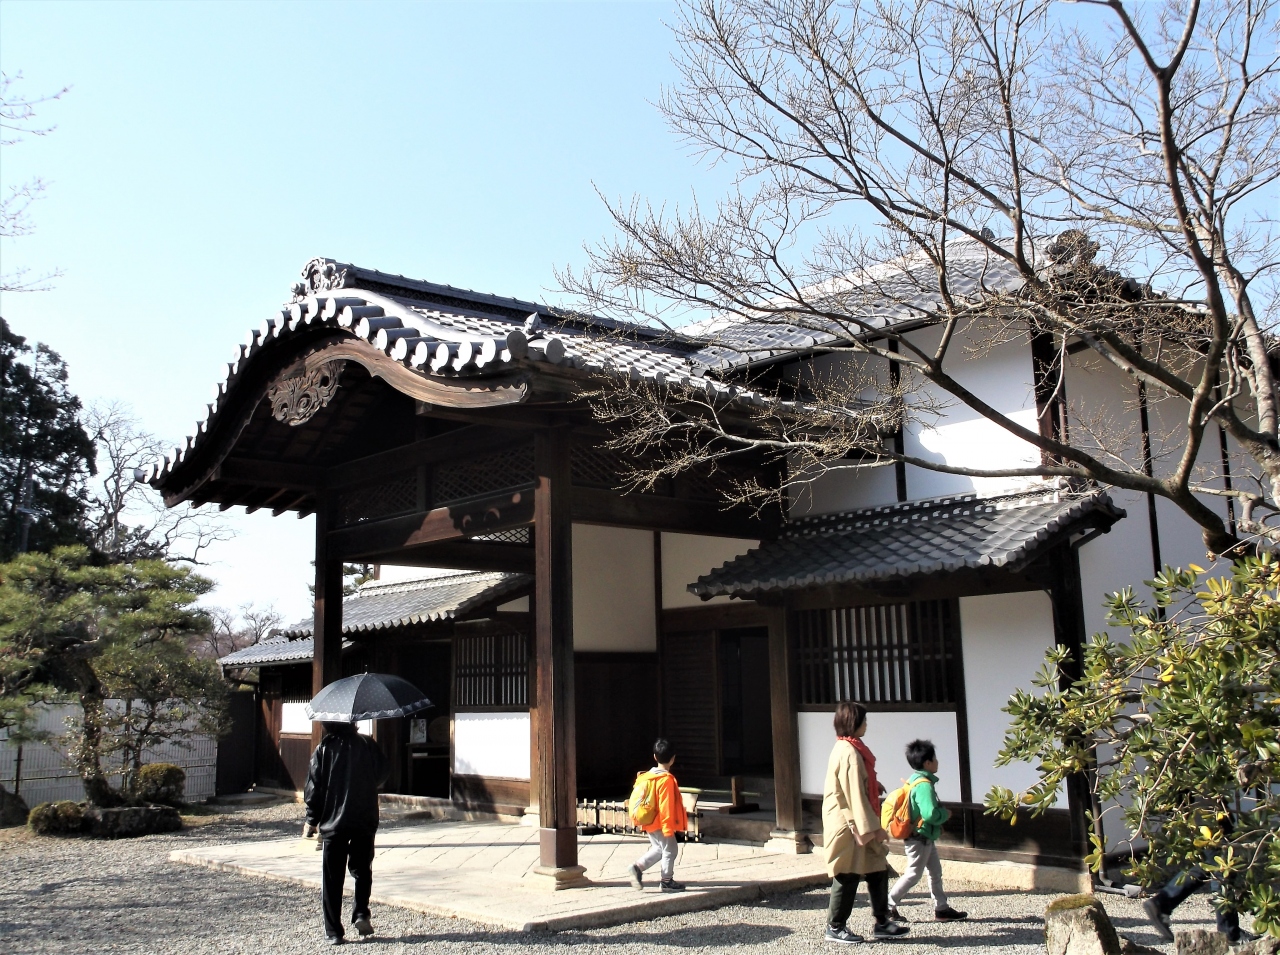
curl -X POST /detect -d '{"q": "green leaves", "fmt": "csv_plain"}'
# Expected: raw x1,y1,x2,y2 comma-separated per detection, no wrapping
0,546,218,802
986,555,1280,936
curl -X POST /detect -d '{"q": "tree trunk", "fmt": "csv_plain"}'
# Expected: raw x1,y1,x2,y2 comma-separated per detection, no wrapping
74,691,118,807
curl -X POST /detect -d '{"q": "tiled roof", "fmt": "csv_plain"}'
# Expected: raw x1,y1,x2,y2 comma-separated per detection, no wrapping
217,570,530,668
687,238,1028,370
217,635,351,668
689,489,1124,599
275,570,531,639
142,242,1030,487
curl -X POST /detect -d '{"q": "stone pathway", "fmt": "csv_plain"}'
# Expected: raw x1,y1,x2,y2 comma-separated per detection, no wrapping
170,819,829,931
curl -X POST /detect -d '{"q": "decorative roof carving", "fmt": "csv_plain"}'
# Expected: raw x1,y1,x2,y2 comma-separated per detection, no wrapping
291,257,352,300
268,360,342,426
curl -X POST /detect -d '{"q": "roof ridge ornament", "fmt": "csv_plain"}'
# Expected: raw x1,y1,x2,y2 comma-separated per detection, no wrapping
292,257,352,301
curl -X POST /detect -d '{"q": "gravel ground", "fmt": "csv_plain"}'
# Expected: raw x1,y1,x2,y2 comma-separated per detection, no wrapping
0,801,1234,955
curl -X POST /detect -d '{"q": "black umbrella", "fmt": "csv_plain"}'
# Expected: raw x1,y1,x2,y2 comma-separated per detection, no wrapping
305,673,433,722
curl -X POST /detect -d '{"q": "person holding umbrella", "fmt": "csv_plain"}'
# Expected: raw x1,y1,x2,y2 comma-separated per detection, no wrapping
302,673,432,945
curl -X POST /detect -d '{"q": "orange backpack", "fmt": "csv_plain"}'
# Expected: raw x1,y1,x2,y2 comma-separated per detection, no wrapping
880,778,924,839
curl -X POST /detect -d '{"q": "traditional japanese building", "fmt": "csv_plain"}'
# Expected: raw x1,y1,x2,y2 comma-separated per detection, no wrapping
152,250,1211,889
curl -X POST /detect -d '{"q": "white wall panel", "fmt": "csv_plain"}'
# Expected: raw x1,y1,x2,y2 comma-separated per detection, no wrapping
572,524,657,650
797,710,960,801
452,712,530,779
660,532,757,608
281,702,312,735
960,592,1059,804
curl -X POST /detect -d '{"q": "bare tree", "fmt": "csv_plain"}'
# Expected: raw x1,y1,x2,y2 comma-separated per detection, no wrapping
1,71,69,293
188,602,282,662
558,0,1280,554
83,402,232,564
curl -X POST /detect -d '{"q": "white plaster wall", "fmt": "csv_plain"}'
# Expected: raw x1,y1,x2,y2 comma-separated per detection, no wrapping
790,323,1046,516
902,324,1043,500
281,702,312,735
797,710,961,801
796,461,899,517
960,591,1059,804
284,703,371,736
660,532,758,608
497,596,529,612
453,712,530,779
571,524,657,651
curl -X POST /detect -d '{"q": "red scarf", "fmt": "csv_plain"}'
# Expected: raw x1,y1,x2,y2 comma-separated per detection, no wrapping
838,736,881,815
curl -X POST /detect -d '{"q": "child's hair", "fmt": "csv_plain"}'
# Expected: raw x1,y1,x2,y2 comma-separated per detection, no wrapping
653,738,676,764
905,739,937,770
833,701,868,737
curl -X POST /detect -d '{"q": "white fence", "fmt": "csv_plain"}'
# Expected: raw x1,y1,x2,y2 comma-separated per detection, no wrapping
0,703,217,807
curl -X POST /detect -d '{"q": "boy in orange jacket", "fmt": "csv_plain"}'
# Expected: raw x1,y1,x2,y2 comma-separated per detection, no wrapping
628,738,688,892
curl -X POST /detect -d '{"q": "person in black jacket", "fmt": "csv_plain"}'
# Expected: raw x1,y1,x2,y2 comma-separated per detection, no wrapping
303,722,390,945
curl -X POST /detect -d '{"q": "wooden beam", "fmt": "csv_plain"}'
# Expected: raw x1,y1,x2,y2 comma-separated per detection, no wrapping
327,426,526,488
362,540,535,574
533,429,582,880
571,486,772,539
326,488,535,560
215,457,324,490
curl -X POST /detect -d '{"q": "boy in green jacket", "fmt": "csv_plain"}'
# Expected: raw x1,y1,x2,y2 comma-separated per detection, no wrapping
887,740,967,922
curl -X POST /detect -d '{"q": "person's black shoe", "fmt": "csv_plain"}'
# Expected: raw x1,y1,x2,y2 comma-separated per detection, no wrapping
660,879,686,892
629,864,643,890
873,921,910,939
887,906,903,921
825,923,864,944
1225,928,1259,944
352,915,373,937
1141,898,1175,942
326,936,344,946
935,908,967,921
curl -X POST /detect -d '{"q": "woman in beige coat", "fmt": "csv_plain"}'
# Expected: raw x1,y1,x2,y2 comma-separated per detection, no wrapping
822,701,909,943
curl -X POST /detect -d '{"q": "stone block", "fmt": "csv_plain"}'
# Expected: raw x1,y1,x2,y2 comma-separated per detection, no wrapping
1045,894,1121,955
83,804,182,839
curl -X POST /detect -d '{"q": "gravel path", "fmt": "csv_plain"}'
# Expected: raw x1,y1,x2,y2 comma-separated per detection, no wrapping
0,802,1232,955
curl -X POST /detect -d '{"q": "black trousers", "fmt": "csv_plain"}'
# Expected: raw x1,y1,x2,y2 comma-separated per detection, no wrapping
828,869,891,928
1153,867,1240,937
321,829,375,939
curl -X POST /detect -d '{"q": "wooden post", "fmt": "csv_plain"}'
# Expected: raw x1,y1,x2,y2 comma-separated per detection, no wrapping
766,604,809,852
311,504,344,749
1049,544,1095,866
532,429,586,887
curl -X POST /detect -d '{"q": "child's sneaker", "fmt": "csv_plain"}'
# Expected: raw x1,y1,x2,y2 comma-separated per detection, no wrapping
352,915,374,936
660,879,686,892
1141,899,1174,942
824,924,864,944
887,906,904,921
873,921,910,939
628,864,643,890
934,908,967,921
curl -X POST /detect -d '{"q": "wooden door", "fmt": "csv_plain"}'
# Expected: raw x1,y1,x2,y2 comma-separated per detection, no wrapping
660,630,719,778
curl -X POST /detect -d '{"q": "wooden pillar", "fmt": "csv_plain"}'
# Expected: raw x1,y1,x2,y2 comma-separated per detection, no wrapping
311,504,344,749
1049,544,1095,864
532,429,585,885
766,604,809,852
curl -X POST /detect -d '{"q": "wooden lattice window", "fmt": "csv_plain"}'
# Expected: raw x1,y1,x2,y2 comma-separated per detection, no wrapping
796,600,959,708
433,444,535,505
455,628,530,709
336,471,418,526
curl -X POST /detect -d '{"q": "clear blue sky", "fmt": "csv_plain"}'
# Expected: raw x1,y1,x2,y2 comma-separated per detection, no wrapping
0,0,724,624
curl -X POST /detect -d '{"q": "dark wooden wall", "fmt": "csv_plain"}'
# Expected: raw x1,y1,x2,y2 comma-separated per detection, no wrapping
660,632,719,779
575,652,660,797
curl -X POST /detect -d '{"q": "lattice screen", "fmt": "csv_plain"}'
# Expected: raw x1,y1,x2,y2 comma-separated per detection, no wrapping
336,471,418,526
795,599,959,707
433,443,535,505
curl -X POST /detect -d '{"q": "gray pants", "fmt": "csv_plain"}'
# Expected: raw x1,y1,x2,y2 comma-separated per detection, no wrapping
636,831,678,881
888,837,949,910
